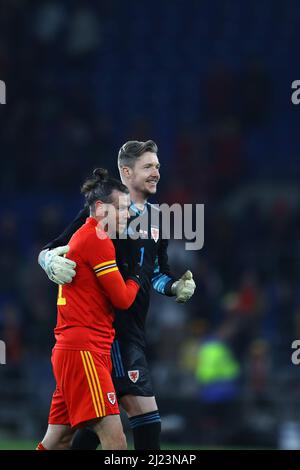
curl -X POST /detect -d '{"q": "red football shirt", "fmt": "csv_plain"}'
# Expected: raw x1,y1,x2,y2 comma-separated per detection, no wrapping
54,217,140,354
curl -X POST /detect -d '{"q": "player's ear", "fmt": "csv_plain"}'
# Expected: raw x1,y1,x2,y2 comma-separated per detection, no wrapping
94,200,105,217
120,166,132,180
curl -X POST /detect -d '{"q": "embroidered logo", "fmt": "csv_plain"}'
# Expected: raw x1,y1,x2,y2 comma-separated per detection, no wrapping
107,392,116,405
151,226,159,243
128,370,139,383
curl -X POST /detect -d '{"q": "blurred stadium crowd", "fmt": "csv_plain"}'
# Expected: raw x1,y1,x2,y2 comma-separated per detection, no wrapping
1,0,300,448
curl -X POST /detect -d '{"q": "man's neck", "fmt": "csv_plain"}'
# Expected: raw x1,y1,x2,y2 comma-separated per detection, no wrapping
90,214,108,232
130,190,148,210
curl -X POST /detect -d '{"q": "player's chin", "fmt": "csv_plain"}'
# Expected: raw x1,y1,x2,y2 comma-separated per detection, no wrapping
145,184,157,194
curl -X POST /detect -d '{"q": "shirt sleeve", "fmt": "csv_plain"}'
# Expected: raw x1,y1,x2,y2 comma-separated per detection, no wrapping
43,206,89,250
151,238,176,296
83,231,140,310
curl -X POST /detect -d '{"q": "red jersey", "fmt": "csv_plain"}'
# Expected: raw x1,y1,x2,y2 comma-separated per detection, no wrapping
54,217,140,354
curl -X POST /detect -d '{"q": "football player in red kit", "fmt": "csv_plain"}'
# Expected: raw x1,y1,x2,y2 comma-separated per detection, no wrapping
36,169,141,450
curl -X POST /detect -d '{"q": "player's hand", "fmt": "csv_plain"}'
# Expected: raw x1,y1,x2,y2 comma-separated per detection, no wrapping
121,260,142,286
44,246,77,285
172,270,196,303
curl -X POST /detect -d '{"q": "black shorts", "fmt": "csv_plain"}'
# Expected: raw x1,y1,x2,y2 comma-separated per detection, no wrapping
111,339,155,398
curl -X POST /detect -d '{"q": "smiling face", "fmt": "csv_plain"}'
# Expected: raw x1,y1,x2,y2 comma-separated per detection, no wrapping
123,152,161,199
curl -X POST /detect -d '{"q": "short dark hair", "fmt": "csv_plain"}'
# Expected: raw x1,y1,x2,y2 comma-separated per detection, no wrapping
118,140,158,169
81,168,129,212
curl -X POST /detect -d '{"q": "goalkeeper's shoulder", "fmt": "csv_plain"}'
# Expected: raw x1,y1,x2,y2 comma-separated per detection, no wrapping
146,202,161,213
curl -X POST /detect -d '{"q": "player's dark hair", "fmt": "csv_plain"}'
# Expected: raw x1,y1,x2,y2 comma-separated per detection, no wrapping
81,168,129,212
118,140,158,169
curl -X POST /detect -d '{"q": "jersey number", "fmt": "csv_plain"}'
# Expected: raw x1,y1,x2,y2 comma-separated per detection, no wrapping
57,285,66,305
139,247,145,267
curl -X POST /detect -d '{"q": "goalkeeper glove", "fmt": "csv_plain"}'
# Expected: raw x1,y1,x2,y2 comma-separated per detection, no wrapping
171,270,196,303
39,246,76,285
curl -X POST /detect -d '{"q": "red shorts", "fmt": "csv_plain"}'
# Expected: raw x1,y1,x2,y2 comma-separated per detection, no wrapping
48,349,119,428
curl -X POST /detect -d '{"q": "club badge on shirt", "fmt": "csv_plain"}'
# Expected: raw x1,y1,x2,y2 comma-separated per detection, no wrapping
128,370,139,383
107,392,116,405
151,226,159,243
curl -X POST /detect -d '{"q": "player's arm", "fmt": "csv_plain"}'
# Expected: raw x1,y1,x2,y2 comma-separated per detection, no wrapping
152,238,196,303
151,238,176,296
86,234,140,310
38,207,89,285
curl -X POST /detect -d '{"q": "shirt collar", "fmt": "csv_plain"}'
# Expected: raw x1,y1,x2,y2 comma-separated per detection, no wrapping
86,216,97,226
130,201,147,216
86,217,108,239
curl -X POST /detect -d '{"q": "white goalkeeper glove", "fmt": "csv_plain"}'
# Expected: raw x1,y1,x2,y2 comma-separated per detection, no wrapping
171,270,196,303
39,245,76,285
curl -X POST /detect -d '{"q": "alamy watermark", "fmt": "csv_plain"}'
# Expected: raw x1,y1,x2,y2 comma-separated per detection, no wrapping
291,80,300,105
291,340,300,365
96,198,204,251
0,340,6,365
0,80,6,104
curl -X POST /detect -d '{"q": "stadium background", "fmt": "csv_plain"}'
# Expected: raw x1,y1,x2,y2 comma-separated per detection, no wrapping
1,0,300,449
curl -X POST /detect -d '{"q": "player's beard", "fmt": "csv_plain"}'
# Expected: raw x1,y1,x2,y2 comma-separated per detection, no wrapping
142,179,159,198
130,176,159,202
140,187,155,201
